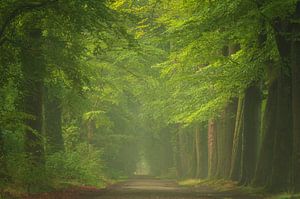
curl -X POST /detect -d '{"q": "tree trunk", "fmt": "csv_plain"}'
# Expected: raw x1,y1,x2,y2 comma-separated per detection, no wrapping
20,24,46,194
195,124,208,178
216,114,225,178
266,18,293,191
230,96,244,181
175,130,183,177
44,87,64,154
208,119,218,178
268,67,293,191
291,1,300,191
195,125,201,178
21,27,45,167
214,44,240,179
178,128,190,178
188,128,196,178
215,99,238,179
199,124,208,178
240,84,261,185
0,128,8,181
224,99,238,178
252,69,278,187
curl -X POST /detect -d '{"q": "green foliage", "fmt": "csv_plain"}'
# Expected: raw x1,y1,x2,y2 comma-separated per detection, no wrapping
1,0,299,195
46,143,105,187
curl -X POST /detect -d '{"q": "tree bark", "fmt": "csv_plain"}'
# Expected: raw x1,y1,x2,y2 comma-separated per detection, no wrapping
195,125,201,178
240,84,261,185
262,17,293,191
224,99,238,178
208,119,218,178
195,124,208,178
44,87,64,154
214,44,239,179
215,99,238,179
230,96,244,181
268,67,293,191
0,128,8,181
21,27,45,167
215,116,225,178
252,68,278,187
291,1,300,191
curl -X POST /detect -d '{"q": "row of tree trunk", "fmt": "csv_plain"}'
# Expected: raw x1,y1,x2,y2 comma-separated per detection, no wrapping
174,3,300,191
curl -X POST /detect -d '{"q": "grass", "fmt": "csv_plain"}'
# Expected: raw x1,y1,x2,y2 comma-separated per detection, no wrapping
0,177,124,198
177,179,300,199
178,178,243,192
266,193,300,199
178,179,203,186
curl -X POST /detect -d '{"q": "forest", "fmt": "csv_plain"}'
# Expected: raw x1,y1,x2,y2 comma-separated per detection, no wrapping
0,0,300,198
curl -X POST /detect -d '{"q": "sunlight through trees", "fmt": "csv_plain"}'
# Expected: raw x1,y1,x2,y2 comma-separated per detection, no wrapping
1,0,300,197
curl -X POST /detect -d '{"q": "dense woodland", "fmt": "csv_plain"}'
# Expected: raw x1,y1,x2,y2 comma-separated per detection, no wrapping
1,0,300,196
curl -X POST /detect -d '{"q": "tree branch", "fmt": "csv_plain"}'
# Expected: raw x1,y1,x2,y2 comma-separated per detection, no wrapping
0,0,58,46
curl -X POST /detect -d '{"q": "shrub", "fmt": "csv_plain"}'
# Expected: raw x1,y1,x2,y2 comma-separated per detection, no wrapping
46,143,105,187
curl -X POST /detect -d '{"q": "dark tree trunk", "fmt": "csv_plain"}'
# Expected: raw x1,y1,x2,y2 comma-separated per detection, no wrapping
291,1,300,191
21,27,45,167
268,67,293,191
266,19,293,191
252,70,278,187
44,87,64,154
0,128,8,181
240,84,261,185
230,96,244,181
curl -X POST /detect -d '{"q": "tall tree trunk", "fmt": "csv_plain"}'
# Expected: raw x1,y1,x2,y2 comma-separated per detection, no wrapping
230,96,244,181
224,99,238,178
240,83,261,185
188,128,196,178
195,124,208,178
208,119,218,178
215,44,240,179
216,99,238,179
175,130,183,177
21,27,45,166
178,128,191,178
195,125,201,178
266,19,293,191
199,124,208,178
269,67,293,191
252,66,278,187
0,128,8,181
215,114,226,178
44,87,64,154
291,1,300,191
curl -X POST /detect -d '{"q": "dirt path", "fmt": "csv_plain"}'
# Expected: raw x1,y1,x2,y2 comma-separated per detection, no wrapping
23,178,262,199
88,178,261,199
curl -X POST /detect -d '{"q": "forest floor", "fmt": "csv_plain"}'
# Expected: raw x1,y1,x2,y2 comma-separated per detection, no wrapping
16,177,265,199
